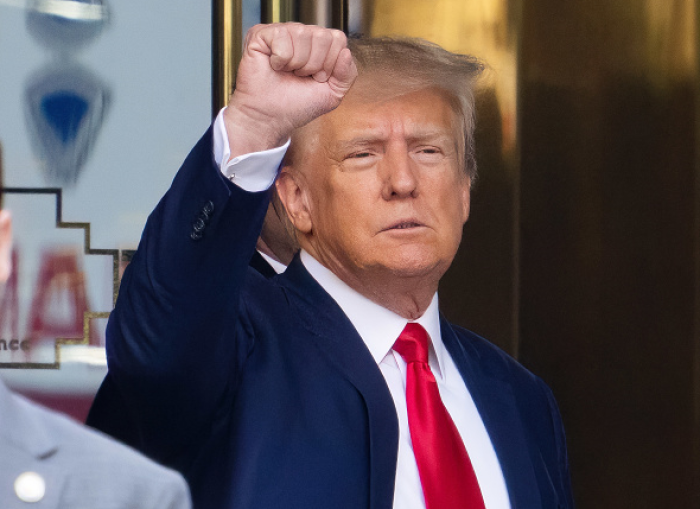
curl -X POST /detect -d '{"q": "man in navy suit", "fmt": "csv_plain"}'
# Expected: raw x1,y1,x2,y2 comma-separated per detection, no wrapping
90,23,574,509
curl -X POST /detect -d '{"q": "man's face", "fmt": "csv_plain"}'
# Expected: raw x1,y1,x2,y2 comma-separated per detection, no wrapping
282,86,471,287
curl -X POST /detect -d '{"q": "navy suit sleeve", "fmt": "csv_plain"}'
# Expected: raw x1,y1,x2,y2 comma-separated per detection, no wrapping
102,128,271,465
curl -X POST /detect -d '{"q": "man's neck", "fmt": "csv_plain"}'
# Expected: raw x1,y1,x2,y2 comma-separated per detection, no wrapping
300,250,443,367
299,249,438,320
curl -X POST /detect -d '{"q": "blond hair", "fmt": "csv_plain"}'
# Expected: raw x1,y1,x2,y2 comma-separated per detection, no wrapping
348,36,484,179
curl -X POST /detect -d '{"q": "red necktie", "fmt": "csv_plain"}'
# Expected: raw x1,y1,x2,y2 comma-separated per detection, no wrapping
393,323,486,509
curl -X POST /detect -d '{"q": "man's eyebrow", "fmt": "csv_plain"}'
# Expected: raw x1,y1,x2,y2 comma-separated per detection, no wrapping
407,130,454,142
335,127,454,150
334,135,387,152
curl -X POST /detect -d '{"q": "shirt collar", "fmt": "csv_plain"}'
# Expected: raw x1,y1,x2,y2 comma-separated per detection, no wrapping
257,250,287,274
300,250,446,378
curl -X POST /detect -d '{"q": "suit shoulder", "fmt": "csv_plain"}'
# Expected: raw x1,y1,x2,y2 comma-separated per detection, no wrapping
15,396,190,507
446,322,551,393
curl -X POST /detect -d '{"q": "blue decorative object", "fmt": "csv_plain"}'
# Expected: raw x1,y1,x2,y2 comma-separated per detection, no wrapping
41,92,89,144
25,64,110,186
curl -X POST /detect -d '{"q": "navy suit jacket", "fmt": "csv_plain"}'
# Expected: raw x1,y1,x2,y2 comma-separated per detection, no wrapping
90,129,574,509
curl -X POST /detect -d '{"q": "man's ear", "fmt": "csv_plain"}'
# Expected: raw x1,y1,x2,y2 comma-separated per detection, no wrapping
0,210,13,283
461,176,471,224
276,169,313,234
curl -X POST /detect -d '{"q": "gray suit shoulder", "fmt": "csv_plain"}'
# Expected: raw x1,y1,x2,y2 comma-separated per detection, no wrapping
0,383,191,509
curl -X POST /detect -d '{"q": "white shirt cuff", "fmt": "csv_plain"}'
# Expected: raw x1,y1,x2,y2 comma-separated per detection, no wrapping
212,108,291,192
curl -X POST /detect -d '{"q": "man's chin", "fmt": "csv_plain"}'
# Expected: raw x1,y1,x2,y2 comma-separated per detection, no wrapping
373,255,447,281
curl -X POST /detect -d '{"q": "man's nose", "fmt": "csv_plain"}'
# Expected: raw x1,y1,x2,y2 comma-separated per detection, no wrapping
381,148,418,200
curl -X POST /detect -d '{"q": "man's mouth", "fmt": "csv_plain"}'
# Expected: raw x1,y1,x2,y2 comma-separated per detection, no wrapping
384,221,424,231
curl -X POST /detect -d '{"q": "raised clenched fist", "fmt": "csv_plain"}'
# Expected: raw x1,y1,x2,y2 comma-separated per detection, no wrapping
224,23,357,158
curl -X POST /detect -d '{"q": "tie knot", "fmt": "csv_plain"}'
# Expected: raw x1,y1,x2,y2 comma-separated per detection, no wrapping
393,323,430,364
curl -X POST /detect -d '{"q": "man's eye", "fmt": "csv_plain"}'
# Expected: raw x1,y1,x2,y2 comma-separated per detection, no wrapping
347,152,372,159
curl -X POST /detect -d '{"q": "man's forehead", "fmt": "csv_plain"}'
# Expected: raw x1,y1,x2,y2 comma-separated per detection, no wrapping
331,122,456,146
329,88,459,134
288,83,461,162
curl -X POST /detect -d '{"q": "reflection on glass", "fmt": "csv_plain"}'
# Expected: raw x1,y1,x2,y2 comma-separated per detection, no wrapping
28,248,97,349
1,0,211,423
0,246,97,361
24,0,110,188
25,64,110,186
26,0,109,51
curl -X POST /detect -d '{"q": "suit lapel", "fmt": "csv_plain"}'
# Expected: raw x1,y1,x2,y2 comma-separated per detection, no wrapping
280,257,399,509
278,259,557,509
440,320,544,509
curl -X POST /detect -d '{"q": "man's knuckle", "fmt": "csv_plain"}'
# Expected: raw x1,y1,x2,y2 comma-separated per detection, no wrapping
331,29,347,44
313,30,333,43
291,25,307,38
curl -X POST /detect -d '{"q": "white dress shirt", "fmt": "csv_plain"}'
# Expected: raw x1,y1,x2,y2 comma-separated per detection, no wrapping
257,250,287,274
212,109,511,509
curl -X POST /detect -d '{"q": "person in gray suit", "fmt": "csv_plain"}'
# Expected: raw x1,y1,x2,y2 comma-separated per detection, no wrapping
0,209,192,509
